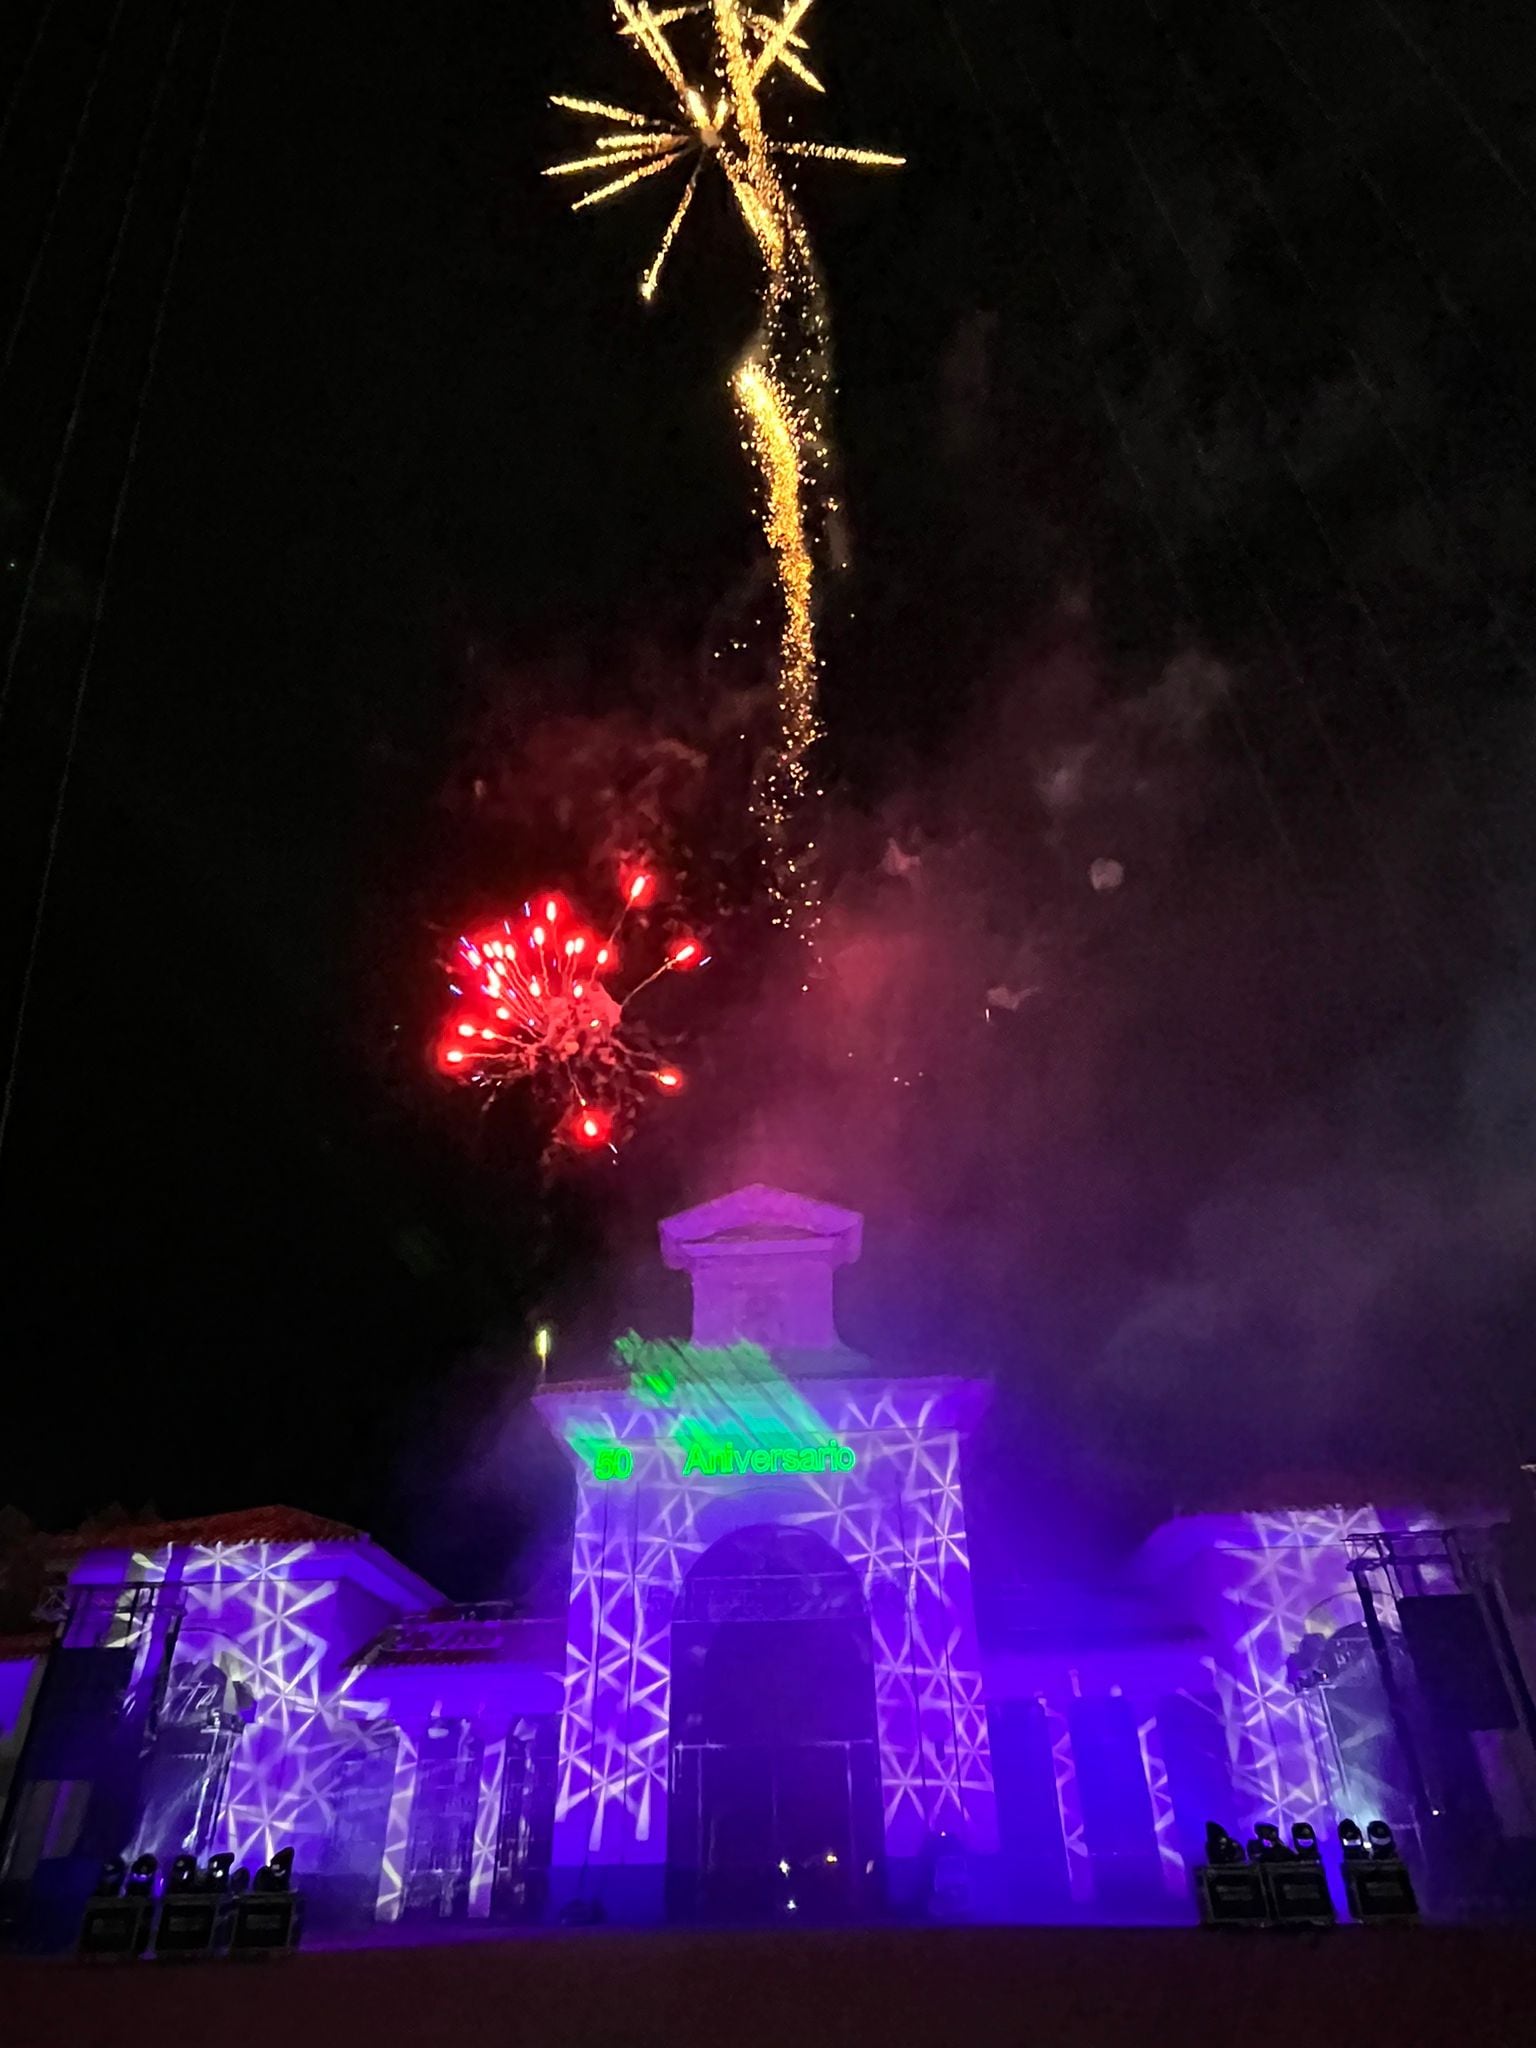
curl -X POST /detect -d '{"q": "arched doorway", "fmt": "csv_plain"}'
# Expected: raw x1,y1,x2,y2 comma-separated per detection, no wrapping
667,1524,883,1922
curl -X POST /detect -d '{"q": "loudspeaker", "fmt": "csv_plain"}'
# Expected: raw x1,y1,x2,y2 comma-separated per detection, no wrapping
228,1891,301,1955
78,1896,153,1960
1343,1857,1418,1924
1194,1862,1271,1928
79,1854,154,1959
1396,1594,1515,1731
153,1894,221,1958
1264,1861,1335,1927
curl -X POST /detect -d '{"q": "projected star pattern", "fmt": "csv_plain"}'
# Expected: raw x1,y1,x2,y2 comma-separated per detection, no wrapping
92,1506,1423,1898
549,1382,996,1864
1209,1508,1408,1832
1136,1712,1188,1893
179,1542,394,1870
1045,1698,1090,1900
375,1723,419,1921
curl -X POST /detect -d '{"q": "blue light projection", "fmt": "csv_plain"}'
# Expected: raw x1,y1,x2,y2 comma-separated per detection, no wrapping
1135,1711,1187,1893
537,1356,997,1874
1166,1506,1423,1837
176,1543,397,1871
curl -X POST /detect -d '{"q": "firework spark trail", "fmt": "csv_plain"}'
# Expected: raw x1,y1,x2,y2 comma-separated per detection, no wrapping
714,0,828,883
435,872,705,1152
548,2,901,938
733,357,818,831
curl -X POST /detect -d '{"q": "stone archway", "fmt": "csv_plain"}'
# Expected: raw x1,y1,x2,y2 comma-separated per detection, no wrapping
666,1524,883,1922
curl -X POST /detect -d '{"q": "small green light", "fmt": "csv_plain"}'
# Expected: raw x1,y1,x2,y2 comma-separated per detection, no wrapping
534,1326,552,1366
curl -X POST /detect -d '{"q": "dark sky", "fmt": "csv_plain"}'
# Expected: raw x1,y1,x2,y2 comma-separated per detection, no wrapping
1,2,1534,1589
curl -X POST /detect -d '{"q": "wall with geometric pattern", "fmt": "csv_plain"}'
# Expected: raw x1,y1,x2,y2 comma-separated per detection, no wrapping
536,1368,997,1885
1137,1506,1428,1837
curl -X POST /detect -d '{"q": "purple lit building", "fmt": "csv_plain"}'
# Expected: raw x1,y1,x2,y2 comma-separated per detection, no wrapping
3,1185,1533,1940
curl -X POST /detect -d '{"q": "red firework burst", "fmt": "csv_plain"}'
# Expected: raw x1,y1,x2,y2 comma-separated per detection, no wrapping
434,871,707,1151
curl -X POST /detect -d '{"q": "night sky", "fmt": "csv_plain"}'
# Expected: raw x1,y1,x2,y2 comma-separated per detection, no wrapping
2,2,1534,1593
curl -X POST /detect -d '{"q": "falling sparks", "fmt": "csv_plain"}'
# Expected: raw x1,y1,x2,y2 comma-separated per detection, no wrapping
549,3,902,938
434,871,708,1152
733,355,817,828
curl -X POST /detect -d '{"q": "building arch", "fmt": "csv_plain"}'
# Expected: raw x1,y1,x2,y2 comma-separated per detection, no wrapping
666,1522,883,1920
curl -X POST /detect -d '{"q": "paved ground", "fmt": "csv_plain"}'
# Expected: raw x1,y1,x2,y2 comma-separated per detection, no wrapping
5,1922,1535,2048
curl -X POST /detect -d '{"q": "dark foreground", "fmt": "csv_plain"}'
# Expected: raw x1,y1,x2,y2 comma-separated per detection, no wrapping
6,1922,1536,2048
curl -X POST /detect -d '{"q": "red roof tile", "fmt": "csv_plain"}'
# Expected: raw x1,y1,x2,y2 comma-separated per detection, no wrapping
0,1630,51,1660
46,1506,367,1554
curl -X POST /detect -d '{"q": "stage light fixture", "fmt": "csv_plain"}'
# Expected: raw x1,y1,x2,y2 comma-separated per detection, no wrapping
1199,1819,1333,1927
1194,1821,1271,1928
1261,1823,1336,1928
230,1846,303,1954
253,1847,296,1893
1342,1819,1419,1924
1339,1818,1369,1860
79,1855,154,1959
155,1855,226,1960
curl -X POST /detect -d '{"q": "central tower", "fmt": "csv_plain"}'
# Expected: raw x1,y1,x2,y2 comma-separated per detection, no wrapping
535,1186,995,1920
660,1183,863,1352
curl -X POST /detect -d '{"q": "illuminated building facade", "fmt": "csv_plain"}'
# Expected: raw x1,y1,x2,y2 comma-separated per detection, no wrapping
1,1186,1530,1942
535,1188,995,1919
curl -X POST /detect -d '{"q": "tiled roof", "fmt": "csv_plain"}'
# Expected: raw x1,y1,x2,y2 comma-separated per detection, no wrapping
46,1506,368,1554
0,1630,51,1660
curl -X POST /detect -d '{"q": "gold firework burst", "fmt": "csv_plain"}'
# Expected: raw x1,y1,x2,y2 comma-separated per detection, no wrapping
550,3,901,940
548,3,902,301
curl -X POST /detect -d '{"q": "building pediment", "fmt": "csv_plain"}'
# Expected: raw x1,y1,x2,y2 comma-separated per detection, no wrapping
660,1186,863,1350
660,1185,863,1267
